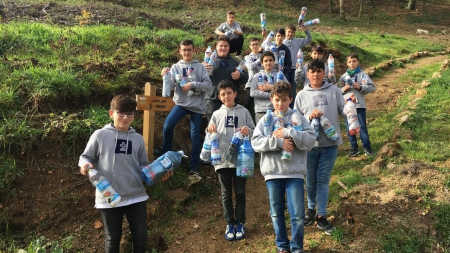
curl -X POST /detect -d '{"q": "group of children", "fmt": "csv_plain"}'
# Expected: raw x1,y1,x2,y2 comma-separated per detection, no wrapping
78,10,376,253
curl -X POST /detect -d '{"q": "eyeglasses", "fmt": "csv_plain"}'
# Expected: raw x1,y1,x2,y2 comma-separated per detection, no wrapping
115,111,135,118
180,49,193,52
250,43,260,47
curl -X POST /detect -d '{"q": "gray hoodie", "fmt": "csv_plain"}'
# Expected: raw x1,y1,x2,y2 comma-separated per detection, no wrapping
78,124,149,206
283,30,312,70
168,60,212,114
294,81,346,147
251,108,316,180
208,104,255,170
337,70,376,109
294,62,336,89
250,69,289,113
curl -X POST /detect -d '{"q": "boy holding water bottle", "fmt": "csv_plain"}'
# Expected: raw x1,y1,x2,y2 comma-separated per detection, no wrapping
295,45,336,90
206,80,255,241
215,10,245,56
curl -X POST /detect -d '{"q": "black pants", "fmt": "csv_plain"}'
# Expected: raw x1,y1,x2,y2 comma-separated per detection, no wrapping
230,35,244,55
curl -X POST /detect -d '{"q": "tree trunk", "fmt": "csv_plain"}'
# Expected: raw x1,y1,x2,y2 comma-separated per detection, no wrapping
406,0,416,10
358,0,363,18
339,0,346,20
329,0,333,13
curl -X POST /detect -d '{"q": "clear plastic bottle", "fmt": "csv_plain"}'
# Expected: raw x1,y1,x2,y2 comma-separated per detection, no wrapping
267,72,274,85
208,49,218,76
297,49,304,69
204,46,212,63
237,60,246,73
264,109,274,136
175,71,194,97
88,167,122,207
262,31,274,50
273,111,284,132
258,70,265,87
297,7,308,26
162,67,172,97
278,50,285,73
328,54,335,76
345,76,354,87
311,118,320,149
270,43,278,63
236,136,255,178
320,115,340,142
344,98,360,136
210,131,221,165
291,109,303,131
140,151,186,186
281,124,293,161
200,131,212,162
276,69,284,82
187,67,197,96
223,130,244,163
260,13,266,31
302,18,320,27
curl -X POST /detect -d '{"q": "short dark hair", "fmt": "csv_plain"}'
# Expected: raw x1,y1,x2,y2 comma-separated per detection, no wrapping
180,39,194,48
274,28,286,37
285,24,296,32
227,11,235,16
308,59,325,72
218,79,236,92
110,94,137,112
261,51,275,61
271,82,292,99
249,37,260,43
347,53,359,61
217,35,231,46
311,45,324,54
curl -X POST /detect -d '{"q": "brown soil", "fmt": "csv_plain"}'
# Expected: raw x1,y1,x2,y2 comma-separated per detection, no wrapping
1,1,450,252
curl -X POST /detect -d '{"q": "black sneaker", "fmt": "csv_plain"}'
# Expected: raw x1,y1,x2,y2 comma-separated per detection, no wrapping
348,149,360,157
304,208,316,226
153,148,166,157
316,216,334,235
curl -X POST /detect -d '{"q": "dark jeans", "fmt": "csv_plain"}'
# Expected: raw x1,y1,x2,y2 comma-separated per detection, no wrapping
230,35,244,55
217,168,247,225
285,70,297,108
99,201,147,253
346,108,372,151
205,99,223,122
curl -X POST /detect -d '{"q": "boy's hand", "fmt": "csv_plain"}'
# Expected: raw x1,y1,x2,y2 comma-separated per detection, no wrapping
207,124,217,133
282,138,294,152
261,30,267,38
272,127,284,138
182,83,191,93
161,170,173,181
353,82,361,90
161,68,169,76
80,163,93,176
300,26,308,32
238,126,249,136
349,93,357,103
202,61,212,68
258,83,272,92
231,69,240,80
309,109,323,120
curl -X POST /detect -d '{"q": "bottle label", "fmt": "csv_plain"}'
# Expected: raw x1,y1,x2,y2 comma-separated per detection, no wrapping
96,178,111,192
159,156,172,169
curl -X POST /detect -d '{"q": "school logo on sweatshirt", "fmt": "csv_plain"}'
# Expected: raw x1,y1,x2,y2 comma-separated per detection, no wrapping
182,67,194,77
313,94,328,107
115,139,132,154
219,60,230,68
225,116,238,128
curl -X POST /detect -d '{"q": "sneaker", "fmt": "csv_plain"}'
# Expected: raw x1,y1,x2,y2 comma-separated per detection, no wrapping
365,150,374,156
235,223,245,240
225,224,235,241
304,208,316,226
153,148,166,157
278,249,291,253
316,216,335,235
188,172,202,184
348,149,360,157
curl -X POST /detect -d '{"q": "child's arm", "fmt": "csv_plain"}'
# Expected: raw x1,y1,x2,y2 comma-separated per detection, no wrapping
238,110,256,137
245,55,261,70
78,131,99,175
359,72,376,94
190,65,212,93
251,116,282,152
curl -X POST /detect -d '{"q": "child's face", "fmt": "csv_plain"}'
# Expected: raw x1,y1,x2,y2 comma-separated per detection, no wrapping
218,87,237,108
347,57,360,70
270,94,292,114
249,40,260,53
109,110,134,132
286,29,295,39
216,40,230,57
311,51,323,60
179,44,194,62
275,33,285,46
226,14,235,25
307,68,325,87
262,55,274,72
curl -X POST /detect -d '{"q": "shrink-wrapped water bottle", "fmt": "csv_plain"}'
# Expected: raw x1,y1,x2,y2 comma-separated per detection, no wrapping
88,167,122,207
223,130,244,163
140,151,186,186
345,98,360,136
237,60,246,73
320,115,339,142
291,109,303,131
210,131,221,165
204,46,212,63
236,136,255,178
302,18,320,27
328,54,335,76
200,131,212,162
264,109,274,136
297,7,307,26
162,67,172,97
311,118,320,149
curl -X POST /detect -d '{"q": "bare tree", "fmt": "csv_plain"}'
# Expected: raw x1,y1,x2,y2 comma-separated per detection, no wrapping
358,0,363,18
329,0,334,13
406,0,416,10
339,0,346,20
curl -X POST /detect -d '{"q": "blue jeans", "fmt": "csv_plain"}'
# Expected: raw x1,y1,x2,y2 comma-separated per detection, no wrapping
266,178,305,252
306,145,338,217
285,70,297,109
346,108,372,151
217,168,247,225
162,105,202,173
99,201,147,253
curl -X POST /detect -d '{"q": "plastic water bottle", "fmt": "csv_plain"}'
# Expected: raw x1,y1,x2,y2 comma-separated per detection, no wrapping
281,124,293,161
200,131,212,162
236,136,255,178
210,131,221,165
345,76,354,87
237,60,246,73
264,109,274,136
204,46,212,63
208,50,218,76
260,13,266,31
276,69,284,82
328,54,335,76
140,151,186,186
267,73,274,85
297,49,304,69
273,111,284,132
187,67,198,96
162,67,172,97
320,115,339,142
345,98,360,136
291,109,303,131
258,70,265,87
278,50,285,72
311,118,320,149
297,7,307,26
302,18,320,27
262,31,274,51
223,130,244,163
88,167,122,207
270,43,278,63
175,71,194,97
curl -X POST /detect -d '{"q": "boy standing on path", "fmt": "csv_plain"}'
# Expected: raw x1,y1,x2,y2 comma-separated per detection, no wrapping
215,11,244,56
252,82,315,253
207,80,255,241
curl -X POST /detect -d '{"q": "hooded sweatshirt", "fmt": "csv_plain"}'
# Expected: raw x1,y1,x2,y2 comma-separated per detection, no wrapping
206,55,249,101
209,104,255,170
250,69,289,113
78,124,149,207
251,108,316,180
244,52,263,89
294,81,346,147
168,60,212,114
283,30,312,70
295,62,336,88
337,70,376,109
